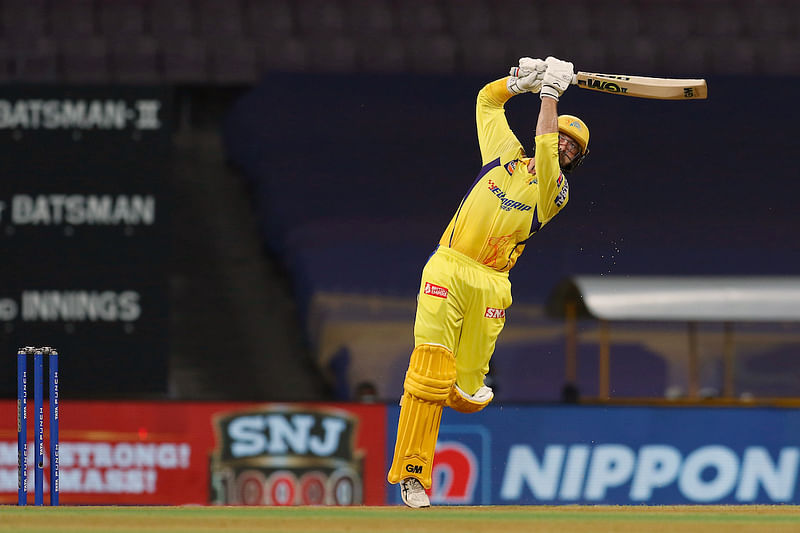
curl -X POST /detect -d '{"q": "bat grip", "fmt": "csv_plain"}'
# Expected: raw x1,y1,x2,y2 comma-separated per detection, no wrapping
571,74,578,85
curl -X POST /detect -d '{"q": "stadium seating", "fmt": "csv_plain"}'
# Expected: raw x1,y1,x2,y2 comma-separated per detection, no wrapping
0,0,796,82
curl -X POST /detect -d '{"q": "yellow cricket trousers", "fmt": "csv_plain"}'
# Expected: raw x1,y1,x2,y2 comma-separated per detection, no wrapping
413,246,512,395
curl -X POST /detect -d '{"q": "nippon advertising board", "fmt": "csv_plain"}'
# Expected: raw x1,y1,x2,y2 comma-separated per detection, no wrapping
0,86,172,397
0,401,386,505
3,401,799,505
386,405,800,505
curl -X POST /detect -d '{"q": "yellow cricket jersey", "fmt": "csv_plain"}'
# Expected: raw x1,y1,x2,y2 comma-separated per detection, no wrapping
438,77,569,272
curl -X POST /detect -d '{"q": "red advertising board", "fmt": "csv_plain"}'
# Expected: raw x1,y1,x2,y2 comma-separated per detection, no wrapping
0,401,386,505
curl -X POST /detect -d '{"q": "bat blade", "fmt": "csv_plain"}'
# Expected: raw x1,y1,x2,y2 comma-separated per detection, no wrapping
572,72,708,100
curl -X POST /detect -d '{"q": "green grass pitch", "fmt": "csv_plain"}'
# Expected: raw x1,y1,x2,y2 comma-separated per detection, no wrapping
2,505,800,533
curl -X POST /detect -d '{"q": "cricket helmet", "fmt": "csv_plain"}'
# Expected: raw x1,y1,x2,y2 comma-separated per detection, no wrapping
558,114,590,173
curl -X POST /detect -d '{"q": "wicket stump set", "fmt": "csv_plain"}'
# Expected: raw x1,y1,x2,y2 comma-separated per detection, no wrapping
17,346,59,506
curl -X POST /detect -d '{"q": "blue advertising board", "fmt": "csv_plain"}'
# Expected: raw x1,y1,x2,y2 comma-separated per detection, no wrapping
386,405,800,505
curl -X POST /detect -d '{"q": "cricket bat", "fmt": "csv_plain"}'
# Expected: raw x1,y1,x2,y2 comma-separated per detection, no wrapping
572,72,708,100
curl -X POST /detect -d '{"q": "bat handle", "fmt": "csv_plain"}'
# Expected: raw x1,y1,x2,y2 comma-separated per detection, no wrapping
571,74,578,85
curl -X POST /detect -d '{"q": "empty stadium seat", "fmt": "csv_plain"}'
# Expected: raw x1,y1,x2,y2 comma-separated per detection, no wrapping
151,0,196,40
195,0,246,41
490,0,542,41
60,36,109,83
50,0,97,40
695,2,745,39
209,38,259,84
109,35,161,83
405,34,457,74
259,36,307,72
1,0,47,47
740,0,797,39
0,41,11,80
756,37,800,75
162,37,208,83
441,0,494,39
394,0,448,36
295,0,347,36
98,0,148,40
0,0,797,83
8,37,58,82
590,1,642,38
539,2,593,41
305,35,357,73
243,0,296,40
344,0,394,37
658,36,708,76
606,36,658,75
457,35,507,75
707,38,756,75
642,2,695,41
356,34,406,72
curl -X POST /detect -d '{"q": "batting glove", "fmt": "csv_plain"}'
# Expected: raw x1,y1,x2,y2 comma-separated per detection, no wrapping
507,57,546,94
540,56,574,101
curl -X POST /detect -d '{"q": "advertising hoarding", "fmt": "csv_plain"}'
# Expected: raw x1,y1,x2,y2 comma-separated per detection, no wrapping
386,405,800,505
0,400,386,505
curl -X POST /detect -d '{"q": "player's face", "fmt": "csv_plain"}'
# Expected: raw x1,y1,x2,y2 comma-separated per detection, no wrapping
558,133,581,167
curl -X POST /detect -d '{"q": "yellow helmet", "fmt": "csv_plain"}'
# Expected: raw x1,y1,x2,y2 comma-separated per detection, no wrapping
558,114,589,154
557,114,590,172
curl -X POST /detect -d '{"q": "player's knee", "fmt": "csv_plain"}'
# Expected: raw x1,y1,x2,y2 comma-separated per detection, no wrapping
403,344,457,402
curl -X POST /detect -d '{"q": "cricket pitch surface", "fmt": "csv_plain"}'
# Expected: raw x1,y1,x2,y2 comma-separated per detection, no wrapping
3,505,799,533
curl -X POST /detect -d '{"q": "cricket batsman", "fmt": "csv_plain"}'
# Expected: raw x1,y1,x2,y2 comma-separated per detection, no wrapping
387,56,590,508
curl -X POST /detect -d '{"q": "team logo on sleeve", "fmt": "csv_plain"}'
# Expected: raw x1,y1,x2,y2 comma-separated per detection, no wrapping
484,307,506,318
424,282,449,299
504,160,518,175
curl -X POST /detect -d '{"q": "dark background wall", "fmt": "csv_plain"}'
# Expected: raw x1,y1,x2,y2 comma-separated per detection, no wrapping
223,72,800,308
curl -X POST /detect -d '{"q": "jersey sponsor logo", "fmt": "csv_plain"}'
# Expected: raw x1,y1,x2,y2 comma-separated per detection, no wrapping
504,160,518,175
487,180,533,212
556,172,564,187
555,178,569,207
484,307,505,318
423,282,449,299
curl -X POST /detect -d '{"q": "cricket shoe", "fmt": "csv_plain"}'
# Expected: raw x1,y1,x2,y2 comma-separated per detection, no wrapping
400,477,430,508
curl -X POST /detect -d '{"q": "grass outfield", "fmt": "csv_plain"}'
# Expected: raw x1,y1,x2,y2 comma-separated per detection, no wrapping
2,506,800,533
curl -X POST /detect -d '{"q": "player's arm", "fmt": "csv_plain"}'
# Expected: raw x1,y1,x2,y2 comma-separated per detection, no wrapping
534,57,574,222
475,58,545,165
475,78,522,165
536,96,558,136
